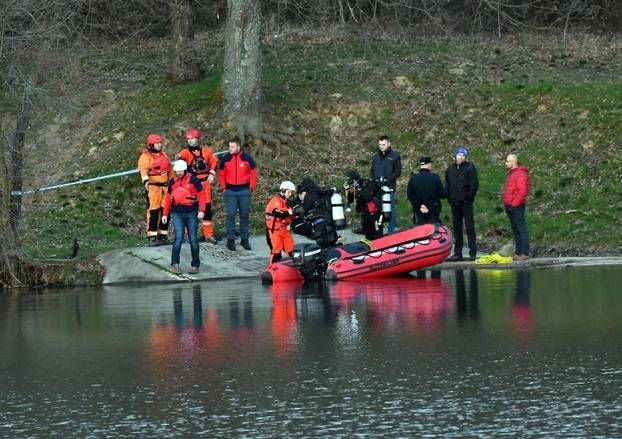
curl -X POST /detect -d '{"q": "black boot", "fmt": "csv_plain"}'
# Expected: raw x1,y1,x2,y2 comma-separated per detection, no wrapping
226,239,236,251
241,239,251,250
158,235,169,245
148,236,159,247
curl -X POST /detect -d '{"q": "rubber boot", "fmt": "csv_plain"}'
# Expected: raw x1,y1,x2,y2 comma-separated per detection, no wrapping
158,234,169,245
202,221,217,244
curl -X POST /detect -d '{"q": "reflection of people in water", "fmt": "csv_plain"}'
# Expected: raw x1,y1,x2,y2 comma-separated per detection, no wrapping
173,285,204,329
455,270,480,323
149,285,222,370
512,270,533,338
269,281,301,358
331,277,454,334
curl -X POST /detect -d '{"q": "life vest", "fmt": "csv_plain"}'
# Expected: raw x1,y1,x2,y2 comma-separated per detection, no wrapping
265,195,294,231
171,174,199,206
186,148,215,180
148,153,171,175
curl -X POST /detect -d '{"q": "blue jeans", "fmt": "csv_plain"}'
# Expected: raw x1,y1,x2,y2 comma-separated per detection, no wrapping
224,188,252,240
505,204,529,256
172,211,200,267
388,191,397,233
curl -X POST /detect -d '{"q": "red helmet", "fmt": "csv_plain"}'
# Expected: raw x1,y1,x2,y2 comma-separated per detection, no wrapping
185,128,200,139
147,133,162,144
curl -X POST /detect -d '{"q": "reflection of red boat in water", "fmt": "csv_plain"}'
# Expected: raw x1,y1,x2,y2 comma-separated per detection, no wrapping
262,223,452,283
332,277,454,327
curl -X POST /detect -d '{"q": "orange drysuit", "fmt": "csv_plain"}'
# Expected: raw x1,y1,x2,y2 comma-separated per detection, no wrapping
138,149,173,237
265,194,296,263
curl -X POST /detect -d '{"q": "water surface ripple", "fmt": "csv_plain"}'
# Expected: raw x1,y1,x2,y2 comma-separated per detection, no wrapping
1,267,621,437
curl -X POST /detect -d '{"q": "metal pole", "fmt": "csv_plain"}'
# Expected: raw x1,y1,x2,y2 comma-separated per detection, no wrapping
11,149,227,197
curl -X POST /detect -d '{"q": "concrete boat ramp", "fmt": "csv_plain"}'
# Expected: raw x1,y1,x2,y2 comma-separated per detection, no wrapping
98,231,622,285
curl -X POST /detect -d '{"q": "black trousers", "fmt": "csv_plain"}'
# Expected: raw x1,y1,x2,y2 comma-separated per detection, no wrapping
362,213,383,240
450,201,477,257
505,204,529,255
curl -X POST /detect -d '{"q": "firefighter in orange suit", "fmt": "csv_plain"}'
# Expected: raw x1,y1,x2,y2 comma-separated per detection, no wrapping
138,133,173,245
265,181,297,264
176,128,219,244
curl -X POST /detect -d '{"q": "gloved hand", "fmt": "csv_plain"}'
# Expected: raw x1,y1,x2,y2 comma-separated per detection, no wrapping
293,204,305,216
161,215,168,225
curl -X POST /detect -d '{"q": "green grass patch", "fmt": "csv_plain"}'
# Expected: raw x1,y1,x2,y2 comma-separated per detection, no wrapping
20,32,622,257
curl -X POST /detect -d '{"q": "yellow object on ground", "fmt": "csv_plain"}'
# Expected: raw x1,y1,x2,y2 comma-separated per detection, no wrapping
475,252,513,265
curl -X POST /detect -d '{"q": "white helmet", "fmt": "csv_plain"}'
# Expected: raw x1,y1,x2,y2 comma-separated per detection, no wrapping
280,180,296,192
173,160,188,172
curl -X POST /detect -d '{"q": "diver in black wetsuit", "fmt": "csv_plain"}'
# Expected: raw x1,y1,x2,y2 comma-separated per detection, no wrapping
291,178,340,249
343,170,383,240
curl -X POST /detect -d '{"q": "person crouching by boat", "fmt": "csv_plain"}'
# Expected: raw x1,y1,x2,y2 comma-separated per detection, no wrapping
265,181,298,264
291,178,340,249
161,160,206,275
343,170,383,240
407,156,446,225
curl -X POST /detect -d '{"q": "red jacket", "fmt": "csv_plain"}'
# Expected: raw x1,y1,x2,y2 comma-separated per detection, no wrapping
503,166,529,207
217,151,257,191
163,173,206,216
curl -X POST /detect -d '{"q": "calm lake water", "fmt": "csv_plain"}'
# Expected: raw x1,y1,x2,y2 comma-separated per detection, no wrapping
1,266,622,438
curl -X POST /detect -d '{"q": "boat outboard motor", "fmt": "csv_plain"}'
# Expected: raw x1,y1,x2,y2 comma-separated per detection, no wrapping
291,243,327,279
330,189,346,230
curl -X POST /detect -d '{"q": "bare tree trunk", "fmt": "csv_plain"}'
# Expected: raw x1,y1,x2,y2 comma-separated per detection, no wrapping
170,0,200,83
0,129,17,248
0,119,20,287
338,0,346,25
223,0,263,142
9,87,30,234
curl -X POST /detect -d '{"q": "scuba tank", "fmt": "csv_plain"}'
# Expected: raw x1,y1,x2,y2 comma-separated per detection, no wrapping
380,184,392,222
330,189,346,230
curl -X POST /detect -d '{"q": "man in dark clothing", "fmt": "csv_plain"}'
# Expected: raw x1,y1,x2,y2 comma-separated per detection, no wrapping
370,135,402,234
407,156,446,225
444,146,479,261
291,178,340,248
344,170,383,240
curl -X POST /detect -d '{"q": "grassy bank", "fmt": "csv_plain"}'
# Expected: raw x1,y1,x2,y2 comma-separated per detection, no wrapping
20,30,622,259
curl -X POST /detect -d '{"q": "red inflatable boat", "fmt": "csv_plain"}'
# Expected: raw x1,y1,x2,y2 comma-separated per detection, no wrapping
261,223,452,283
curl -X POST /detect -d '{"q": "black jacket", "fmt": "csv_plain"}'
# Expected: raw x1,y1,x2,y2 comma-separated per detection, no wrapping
444,161,479,203
346,178,382,215
407,169,446,211
370,148,402,189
